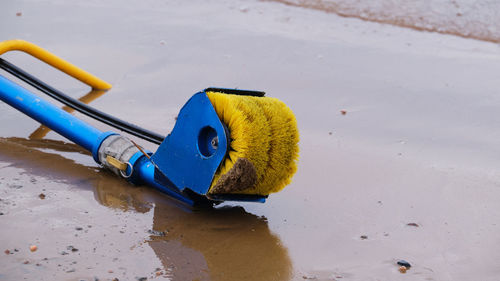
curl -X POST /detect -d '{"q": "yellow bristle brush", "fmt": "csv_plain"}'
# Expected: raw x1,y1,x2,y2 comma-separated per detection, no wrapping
206,91,299,196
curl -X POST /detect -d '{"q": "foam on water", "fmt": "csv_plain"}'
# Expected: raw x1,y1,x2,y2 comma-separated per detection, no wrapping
270,0,500,42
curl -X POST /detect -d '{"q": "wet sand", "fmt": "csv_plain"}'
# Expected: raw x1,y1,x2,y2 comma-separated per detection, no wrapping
1,0,500,280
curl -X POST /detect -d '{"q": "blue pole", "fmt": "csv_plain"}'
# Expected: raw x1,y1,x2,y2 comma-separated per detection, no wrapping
0,74,194,205
0,75,114,160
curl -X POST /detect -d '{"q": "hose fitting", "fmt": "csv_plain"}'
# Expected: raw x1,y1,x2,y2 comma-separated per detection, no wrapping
98,135,139,178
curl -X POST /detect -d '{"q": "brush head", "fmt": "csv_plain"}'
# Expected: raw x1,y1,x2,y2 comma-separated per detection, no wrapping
206,91,299,196
151,90,298,204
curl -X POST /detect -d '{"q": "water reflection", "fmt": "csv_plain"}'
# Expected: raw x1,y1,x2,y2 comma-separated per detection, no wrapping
0,137,293,281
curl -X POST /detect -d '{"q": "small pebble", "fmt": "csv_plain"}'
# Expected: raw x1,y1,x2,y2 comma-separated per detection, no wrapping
30,245,37,252
397,260,411,268
147,230,166,236
399,266,407,273
360,235,368,240
4,249,10,255
340,110,347,115
23,260,29,264
75,227,83,231
67,246,78,252
16,12,22,16
38,193,46,199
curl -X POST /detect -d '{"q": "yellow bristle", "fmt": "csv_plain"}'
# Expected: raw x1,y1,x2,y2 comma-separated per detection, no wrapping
206,91,299,196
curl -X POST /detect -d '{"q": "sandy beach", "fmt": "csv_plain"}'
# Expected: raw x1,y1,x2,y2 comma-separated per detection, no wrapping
1,0,500,280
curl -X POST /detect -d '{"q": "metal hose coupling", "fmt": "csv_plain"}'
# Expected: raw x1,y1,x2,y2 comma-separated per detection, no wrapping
98,135,140,178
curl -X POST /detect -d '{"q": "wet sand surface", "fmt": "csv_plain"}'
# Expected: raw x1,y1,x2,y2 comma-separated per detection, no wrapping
1,0,500,280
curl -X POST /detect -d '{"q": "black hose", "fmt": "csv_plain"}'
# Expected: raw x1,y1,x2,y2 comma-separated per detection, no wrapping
0,58,165,144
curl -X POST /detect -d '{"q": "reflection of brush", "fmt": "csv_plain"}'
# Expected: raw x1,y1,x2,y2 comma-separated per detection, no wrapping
207,91,299,196
0,39,299,205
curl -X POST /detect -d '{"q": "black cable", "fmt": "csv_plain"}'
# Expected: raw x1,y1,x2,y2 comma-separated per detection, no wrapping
0,58,165,144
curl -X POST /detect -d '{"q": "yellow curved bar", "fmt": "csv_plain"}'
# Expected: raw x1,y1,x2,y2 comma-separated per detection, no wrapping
0,39,111,90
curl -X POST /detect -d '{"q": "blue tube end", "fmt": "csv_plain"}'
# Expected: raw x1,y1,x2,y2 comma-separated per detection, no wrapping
91,131,118,163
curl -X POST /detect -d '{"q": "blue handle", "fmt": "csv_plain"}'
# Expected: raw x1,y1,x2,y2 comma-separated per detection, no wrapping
0,74,194,204
0,75,113,156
